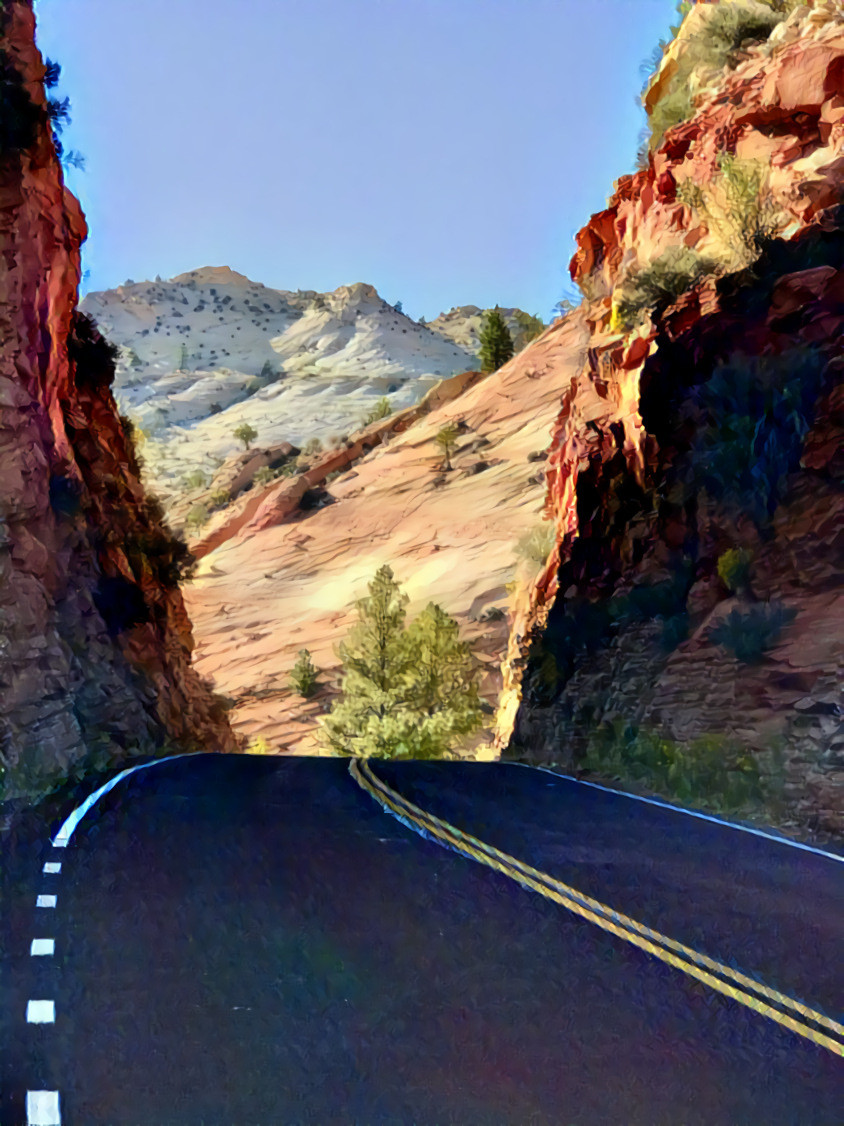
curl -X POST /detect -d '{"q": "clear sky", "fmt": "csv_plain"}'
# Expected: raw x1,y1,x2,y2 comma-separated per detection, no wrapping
34,0,679,322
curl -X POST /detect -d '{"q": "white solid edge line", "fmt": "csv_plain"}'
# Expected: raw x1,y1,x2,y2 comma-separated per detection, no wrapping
504,761,844,864
51,751,208,848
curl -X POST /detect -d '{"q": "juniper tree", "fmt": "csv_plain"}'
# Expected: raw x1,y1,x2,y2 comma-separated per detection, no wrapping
478,306,514,373
234,422,258,450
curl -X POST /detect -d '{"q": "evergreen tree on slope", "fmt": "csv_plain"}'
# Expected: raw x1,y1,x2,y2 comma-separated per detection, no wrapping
478,305,515,373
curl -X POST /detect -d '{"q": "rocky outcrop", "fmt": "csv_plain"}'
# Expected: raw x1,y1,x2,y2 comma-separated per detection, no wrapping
496,0,844,834
0,1,236,799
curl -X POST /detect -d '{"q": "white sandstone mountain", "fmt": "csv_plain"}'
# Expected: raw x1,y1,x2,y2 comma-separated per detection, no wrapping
80,266,542,501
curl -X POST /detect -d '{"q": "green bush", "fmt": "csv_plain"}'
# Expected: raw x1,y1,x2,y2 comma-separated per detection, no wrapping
708,602,796,662
514,522,556,569
645,2,781,150
184,469,208,490
290,649,319,697
362,397,392,426
717,548,753,594
435,423,460,470
614,247,716,330
583,721,764,812
185,504,209,532
208,486,230,510
678,155,782,267
253,465,276,486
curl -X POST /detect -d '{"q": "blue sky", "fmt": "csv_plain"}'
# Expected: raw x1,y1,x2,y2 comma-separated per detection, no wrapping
34,0,680,322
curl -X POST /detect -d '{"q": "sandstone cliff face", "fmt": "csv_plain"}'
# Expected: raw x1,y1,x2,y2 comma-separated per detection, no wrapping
0,2,236,799
496,0,844,834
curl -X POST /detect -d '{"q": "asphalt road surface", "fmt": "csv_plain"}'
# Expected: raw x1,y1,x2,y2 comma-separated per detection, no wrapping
3,753,843,1125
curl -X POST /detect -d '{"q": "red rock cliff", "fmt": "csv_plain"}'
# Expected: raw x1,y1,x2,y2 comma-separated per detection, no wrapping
496,1,844,834
0,1,236,796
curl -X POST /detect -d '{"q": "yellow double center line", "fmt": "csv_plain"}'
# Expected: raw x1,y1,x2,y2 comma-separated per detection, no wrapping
349,757,844,1058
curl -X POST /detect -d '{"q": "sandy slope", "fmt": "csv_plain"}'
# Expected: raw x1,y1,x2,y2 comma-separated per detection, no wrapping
182,312,590,754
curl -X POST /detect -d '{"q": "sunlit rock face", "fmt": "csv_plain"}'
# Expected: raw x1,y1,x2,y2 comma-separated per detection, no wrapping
0,1,236,797
495,1,844,833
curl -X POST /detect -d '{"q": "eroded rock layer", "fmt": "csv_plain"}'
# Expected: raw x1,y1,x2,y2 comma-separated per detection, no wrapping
0,2,236,796
497,1,843,833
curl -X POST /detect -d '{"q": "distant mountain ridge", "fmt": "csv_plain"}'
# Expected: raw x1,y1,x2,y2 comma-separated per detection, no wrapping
80,268,543,500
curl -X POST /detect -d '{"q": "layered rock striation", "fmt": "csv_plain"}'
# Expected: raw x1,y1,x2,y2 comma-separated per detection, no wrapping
496,0,844,833
0,1,236,798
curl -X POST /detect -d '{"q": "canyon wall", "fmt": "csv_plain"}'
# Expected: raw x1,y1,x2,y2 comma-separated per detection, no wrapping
0,1,236,799
496,1,844,834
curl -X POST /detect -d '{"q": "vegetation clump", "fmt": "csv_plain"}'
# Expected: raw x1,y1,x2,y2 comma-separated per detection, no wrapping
717,548,754,595
362,397,392,427
233,422,258,450
612,246,716,332
434,422,460,470
677,155,783,269
643,0,783,151
514,522,557,571
185,504,209,532
583,721,766,813
708,602,796,663
478,306,515,373
290,649,319,697
318,565,483,759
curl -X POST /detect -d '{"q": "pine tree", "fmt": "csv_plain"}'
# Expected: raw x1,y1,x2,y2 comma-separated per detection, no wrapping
318,565,414,757
478,306,514,373
399,603,484,757
318,568,484,759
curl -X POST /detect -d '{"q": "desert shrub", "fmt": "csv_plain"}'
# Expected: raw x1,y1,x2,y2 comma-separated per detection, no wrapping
303,437,323,457
434,422,460,470
126,494,196,587
209,402,223,414
678,155,783,268
253,466,276,486
208,486,230,510
184,469,208,490
290,649,319,697
613,247,716,331
708,601,796,662
684,347,827,528
583,721,763,811
717,548,753,594
362,397,392,426
514,522,556,569
608,569,691,626
67,311,120,390
185,504,209,532
645,2,781,150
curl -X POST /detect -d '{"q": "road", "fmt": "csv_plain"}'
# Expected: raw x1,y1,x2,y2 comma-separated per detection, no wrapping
2,753,843,1125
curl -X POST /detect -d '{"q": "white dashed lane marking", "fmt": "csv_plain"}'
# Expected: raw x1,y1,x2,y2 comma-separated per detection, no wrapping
26,1001,55,1024
35,895,57,908
30,939,55,956
42,862,61,874
26,1090,61,1125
